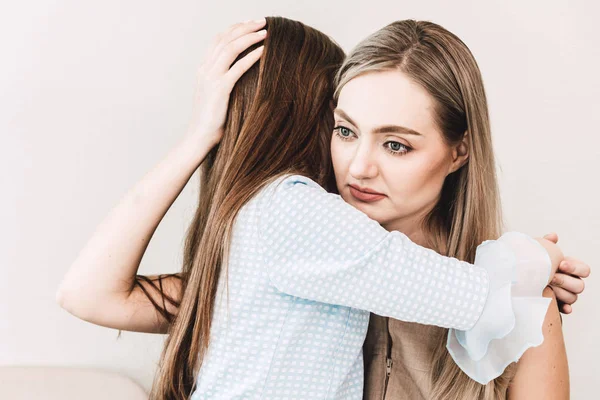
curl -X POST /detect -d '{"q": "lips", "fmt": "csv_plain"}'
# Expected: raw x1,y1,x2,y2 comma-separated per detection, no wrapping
348,184,386,202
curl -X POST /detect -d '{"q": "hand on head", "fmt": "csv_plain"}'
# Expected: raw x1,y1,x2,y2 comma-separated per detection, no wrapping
186,19,266,148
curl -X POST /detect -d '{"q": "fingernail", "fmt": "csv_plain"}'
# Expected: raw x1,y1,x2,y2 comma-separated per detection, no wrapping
257,29,267,36
254,18,266,23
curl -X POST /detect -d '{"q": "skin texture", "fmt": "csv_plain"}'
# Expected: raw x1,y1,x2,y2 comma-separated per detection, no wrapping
507,287,570,399
331,70,467,241
331,69,570,398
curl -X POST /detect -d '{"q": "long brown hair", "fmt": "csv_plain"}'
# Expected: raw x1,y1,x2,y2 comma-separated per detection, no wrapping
139,16,344,399
336,20,513,399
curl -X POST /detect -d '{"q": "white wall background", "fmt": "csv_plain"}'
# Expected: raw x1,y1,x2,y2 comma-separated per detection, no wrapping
1,0,598,398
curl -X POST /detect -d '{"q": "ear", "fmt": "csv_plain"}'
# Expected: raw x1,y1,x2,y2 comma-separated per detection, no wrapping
448,132,469,175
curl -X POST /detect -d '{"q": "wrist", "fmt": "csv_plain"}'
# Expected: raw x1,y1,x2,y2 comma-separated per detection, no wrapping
534,238,563,284
171,134,214,171
181,127,220,159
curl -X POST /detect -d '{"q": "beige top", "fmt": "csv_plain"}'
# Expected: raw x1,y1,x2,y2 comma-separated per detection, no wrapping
363,314,446,400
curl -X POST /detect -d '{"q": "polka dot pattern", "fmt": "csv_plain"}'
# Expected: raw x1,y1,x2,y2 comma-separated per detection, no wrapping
190,174,490,399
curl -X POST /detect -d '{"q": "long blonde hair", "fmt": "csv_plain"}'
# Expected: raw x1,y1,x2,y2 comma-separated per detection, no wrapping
335,20,515,399
138,17,344,399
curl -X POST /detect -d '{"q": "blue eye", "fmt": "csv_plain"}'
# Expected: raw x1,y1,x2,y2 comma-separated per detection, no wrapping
339,127,351,137
385,141,410,155
389,142,402,151
334,126,355,140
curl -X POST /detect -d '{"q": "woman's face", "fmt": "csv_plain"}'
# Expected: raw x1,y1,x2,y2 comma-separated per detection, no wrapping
331,70,467,234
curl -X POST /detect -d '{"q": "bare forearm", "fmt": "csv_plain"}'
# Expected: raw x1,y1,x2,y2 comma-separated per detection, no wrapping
57,133,212,315
56,18,267,326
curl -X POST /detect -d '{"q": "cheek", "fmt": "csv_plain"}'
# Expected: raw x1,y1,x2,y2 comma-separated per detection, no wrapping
386,154,449,204
330,139,347,175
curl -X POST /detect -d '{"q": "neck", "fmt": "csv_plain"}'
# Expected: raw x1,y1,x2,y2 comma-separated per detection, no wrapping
383,216,430,249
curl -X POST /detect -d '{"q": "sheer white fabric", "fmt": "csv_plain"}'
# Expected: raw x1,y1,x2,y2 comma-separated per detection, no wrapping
447,232,552,384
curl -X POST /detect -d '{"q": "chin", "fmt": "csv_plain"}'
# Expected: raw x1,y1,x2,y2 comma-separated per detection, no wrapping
349,200,388,221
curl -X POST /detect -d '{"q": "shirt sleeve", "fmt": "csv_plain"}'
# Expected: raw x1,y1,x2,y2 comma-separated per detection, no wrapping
257,174,489,330
256,174,553,385
446,232,553,385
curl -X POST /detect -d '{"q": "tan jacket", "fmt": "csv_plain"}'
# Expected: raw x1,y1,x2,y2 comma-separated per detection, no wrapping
363,314,446,400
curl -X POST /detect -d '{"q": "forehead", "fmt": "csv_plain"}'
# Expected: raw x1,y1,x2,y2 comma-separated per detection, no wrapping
336,70,439,136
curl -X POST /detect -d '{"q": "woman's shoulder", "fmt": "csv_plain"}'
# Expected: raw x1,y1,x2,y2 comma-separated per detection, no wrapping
251,173,343,222
270,173,323,189
257,173,327,200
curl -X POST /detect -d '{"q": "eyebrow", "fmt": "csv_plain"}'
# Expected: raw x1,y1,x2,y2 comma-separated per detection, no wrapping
334,108,423,137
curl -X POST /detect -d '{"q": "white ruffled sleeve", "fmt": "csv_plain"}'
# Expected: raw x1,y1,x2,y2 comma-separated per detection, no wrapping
446,231,553,385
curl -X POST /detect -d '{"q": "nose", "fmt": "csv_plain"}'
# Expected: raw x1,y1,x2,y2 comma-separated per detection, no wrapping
348,140,378,180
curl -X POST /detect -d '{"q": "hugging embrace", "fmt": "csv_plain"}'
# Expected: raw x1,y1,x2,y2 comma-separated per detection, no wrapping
58,16,591,400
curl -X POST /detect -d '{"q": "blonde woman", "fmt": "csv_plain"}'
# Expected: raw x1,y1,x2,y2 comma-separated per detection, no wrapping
57,17,587,399
330,20,588,399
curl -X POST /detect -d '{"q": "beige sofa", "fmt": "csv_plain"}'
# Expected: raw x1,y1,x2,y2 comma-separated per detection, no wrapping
0,366,148,400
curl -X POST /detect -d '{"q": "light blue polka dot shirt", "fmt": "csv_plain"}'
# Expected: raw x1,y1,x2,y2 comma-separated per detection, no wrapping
190,174,550,399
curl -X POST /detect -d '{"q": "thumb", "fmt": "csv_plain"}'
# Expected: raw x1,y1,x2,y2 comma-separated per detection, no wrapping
543,232,559,244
